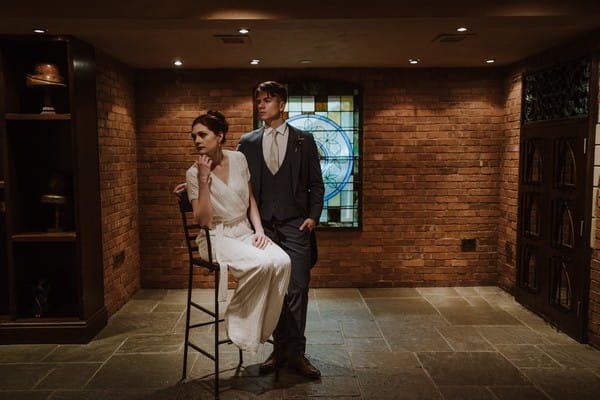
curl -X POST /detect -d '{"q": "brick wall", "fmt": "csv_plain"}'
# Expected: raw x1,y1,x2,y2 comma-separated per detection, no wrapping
590,50,600,346
96,52,140,315
135,68,504,288
496,67,523,291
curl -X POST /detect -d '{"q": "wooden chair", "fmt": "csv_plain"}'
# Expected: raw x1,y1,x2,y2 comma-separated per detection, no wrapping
178,191,242,399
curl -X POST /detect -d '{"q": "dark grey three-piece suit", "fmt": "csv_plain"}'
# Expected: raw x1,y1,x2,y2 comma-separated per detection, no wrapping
238,124,324,356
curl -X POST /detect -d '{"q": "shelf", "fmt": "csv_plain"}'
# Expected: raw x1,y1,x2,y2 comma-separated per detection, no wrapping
5,113,71,121
11,231,76,242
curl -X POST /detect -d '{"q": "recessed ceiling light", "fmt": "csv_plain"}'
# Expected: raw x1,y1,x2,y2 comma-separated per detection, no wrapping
485,58,496,64
250,59,260,65
238,28,250,34
408,58,420,65
173,59,183,67
33,28,47,34
456,27,468,32
299,60,312,64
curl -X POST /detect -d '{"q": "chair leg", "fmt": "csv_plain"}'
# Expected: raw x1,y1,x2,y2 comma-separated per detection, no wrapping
238,348,243,366
182,261,194,381
214,269,220,400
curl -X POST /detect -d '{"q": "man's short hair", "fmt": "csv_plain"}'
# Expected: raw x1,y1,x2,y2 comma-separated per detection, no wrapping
255,81,287,103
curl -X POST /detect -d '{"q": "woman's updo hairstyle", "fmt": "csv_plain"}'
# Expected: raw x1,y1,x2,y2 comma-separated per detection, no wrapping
192,110,229,143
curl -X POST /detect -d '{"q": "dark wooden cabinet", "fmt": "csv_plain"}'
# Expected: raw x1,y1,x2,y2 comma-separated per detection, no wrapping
0,35,106,343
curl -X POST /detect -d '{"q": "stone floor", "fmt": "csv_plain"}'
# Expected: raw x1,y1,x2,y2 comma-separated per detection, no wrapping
1,287,600,399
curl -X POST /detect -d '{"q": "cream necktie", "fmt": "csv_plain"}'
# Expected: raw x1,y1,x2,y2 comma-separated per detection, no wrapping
268,130,280,174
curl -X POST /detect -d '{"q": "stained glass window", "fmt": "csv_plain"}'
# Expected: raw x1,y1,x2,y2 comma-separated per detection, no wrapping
255,83,361,228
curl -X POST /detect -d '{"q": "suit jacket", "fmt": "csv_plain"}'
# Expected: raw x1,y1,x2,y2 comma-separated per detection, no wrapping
238,124,324,266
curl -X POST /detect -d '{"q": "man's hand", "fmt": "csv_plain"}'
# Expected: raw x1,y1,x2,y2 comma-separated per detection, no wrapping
252,232,270,249
173,182,187,198
299,218,316,232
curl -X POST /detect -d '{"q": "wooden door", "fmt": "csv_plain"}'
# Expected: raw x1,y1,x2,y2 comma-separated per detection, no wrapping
516,57,595,342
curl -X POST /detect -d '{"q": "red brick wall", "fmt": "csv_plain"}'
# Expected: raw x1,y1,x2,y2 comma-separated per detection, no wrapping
590,48,600,347
496,67,523,292
135,68,504,288
96,52,140,315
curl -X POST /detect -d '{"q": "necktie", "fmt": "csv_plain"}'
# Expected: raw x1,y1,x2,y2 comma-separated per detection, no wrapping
268,130,280,174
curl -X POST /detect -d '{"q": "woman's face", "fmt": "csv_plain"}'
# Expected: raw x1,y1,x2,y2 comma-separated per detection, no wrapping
191,123,223,156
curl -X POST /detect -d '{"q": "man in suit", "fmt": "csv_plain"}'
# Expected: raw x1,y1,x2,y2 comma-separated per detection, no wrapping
238,81,324,379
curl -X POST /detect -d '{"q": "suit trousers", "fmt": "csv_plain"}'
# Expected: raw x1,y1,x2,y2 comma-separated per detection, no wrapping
263,216,311,356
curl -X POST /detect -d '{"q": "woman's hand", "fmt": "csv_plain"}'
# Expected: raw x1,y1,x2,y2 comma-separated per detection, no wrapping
197,155,212,183
252,232,270,250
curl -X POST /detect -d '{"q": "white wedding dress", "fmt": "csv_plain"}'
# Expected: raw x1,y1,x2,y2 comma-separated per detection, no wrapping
186,150,291,352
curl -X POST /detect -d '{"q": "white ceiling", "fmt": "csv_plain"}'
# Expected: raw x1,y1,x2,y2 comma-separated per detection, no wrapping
1,0,599,69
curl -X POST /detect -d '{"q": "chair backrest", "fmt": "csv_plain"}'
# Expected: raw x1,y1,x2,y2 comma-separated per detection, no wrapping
177,191,217,270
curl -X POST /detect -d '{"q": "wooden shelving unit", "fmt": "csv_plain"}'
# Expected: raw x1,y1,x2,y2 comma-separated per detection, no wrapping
0,35,106,344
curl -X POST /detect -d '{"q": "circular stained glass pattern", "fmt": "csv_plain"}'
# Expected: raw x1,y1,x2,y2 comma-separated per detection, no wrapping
287,114,353,201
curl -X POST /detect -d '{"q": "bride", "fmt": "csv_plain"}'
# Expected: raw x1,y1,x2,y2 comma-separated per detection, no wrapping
185,110,291,352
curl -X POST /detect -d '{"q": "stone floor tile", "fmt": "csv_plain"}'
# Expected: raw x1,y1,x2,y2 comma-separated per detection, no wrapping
98,388,157,400
365,298,439,319
350,351,418,369
453,287,480,296
47,390,104,400
416,287,459,296
495,345,560,368
521,368,600,400
537,344,600,368
305,319,340,332
116,299,159,314
314,288,362,299
340,320,382,338
94,312,181,340
474,287,506,295
346,338,389,352
42,337,125,363
378,315,449,329
437,386,496,400
0,365,56,390
359,288,420,298
117,334,183,354
379,326,452,352
357,368,441,400
477,326,547,345
436,326,494,351
285,376,361,398
319,308,374,322
0,344,58,363
417,352,529,386
306,330,344,345
132,289,168,301
35,364,102,390
305,344,353,377
86,354,185,389
0,391,52,400
479,292,520,308
489,385,551,400
152,303,185,313
420,295,463,306
434,298,521,325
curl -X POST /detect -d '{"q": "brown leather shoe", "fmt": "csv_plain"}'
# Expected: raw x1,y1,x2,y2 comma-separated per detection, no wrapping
288,354,321,379
259,351,287,375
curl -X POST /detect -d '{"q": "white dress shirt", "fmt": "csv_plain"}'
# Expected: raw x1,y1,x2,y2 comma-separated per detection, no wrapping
262,123,289,169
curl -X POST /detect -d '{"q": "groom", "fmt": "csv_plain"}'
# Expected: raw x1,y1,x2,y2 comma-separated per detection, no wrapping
238,81,324,379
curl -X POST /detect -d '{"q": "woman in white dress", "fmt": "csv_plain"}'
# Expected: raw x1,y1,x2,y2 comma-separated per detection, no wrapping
185,110,291,353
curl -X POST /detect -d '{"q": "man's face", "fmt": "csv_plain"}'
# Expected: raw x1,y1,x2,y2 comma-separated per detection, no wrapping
256,90,285,123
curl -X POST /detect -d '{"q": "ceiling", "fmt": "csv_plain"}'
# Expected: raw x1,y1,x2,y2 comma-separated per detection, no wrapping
1,1,599,69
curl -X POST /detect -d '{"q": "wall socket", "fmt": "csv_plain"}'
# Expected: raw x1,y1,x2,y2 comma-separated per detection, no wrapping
461,239,477,252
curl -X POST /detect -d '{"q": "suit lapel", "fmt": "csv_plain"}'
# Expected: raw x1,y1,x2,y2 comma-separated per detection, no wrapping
288,125,301,193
